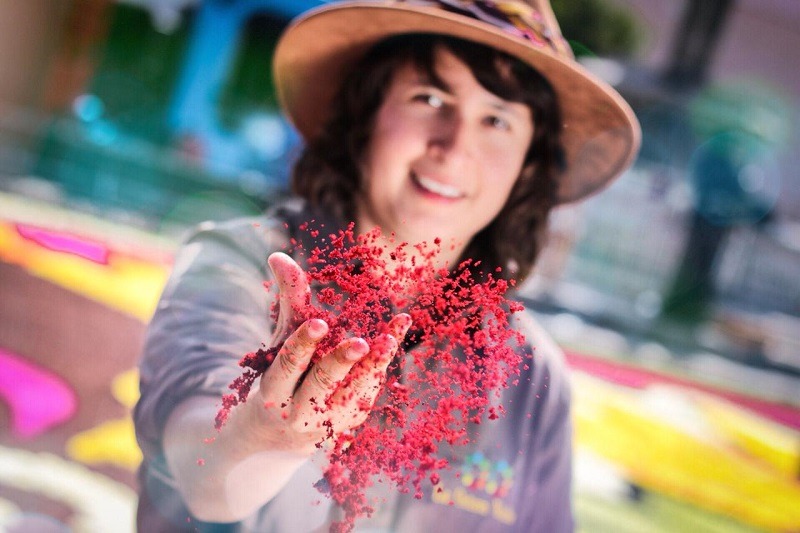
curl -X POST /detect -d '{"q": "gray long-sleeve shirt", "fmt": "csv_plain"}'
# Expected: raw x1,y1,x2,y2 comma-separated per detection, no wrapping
134,203,574,532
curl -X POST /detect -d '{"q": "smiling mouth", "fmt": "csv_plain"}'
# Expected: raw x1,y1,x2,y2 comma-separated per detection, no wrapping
412,172,463,199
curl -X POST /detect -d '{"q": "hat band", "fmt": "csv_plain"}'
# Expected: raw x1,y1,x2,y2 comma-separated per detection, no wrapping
398,0,569,55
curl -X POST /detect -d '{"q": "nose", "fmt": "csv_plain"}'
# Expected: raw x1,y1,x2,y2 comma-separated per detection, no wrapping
427,112,475,165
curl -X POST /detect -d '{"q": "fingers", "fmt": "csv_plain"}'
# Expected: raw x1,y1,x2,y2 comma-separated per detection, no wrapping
387,313,413,343
331,333,399,427
268,252,311,338
295,313,412,426
320,313,410,408
338,313,412,421
258,312,413,439
260,318,328,403
292,337,369,412
350,334,398,392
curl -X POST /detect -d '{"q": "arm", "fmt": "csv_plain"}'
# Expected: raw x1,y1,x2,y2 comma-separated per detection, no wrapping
162,395,309,522
527,380,573,533
161,252,411,522
517,312,574,533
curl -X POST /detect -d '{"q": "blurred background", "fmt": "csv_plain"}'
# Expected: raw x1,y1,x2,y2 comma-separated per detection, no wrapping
0,0,798,531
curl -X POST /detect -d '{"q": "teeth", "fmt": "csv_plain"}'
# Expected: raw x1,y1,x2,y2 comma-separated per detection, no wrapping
415,174,462,198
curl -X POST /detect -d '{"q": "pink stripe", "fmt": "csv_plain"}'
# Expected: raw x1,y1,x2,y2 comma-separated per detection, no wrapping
565,350,800,431
0,348,78,438
16,224,110,265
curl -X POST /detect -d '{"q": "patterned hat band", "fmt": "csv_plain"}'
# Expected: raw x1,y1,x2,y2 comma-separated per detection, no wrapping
398,0,572,56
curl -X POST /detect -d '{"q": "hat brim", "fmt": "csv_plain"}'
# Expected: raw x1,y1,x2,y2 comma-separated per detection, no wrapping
274,2,641,203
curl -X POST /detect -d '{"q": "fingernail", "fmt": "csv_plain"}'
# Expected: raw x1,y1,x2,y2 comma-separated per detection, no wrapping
389,313,410,330
374,335,398,364
346,339,369,361
307,319,328,339
397,314,412,331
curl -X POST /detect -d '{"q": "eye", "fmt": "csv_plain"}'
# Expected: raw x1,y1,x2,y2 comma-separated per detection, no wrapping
412,93,444,109
484,115,511,131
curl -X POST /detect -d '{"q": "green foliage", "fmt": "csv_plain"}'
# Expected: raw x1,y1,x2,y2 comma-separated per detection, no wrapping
89,5,193,142
218,14,286,130
551,0,641,57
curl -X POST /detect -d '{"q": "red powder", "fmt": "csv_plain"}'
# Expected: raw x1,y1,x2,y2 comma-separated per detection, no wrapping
214,346,279,430
217,225,526,532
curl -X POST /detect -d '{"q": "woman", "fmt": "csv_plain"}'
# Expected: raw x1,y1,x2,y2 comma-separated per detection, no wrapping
134,1,640,531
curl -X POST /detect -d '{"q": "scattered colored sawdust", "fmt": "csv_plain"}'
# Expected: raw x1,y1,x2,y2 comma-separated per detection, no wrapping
111,369,140,409
0,349,77,439
0,222,168,323
66,368,142,471
66,418,142,471
15,224,110,265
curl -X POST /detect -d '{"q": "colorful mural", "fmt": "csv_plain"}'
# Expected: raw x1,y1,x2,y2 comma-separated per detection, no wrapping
570,358,800,531
0,207,169,532
0,349,77,439
0,221,169,321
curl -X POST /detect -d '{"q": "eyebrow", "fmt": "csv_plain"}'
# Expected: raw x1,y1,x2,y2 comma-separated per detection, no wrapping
413,70,452,94
489,101,513,112
487,99,529,122
411,70,527,119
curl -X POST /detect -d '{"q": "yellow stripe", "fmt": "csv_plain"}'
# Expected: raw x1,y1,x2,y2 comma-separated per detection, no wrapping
573,373,800,531
0,223,168,323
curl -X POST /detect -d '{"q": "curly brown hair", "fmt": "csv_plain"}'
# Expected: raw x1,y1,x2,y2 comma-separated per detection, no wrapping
292,34,564,283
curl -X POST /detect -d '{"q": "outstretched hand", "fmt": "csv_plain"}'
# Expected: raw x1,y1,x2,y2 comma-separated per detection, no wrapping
253,252,411,455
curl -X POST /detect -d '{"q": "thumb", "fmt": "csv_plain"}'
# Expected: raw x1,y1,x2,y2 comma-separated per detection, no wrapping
268,252,311,339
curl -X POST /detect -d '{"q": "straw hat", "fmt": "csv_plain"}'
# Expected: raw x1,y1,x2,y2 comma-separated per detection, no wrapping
274,0,641,203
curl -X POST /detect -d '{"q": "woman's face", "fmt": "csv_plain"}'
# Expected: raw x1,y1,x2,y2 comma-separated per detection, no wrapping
356,46,534,263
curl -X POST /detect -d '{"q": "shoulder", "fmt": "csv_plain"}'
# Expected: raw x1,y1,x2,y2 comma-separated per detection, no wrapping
166,204,303,285
180,213,289,262
174,198,341,267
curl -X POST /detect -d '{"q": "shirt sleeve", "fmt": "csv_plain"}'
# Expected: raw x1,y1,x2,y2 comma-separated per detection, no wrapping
134,217,286,460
